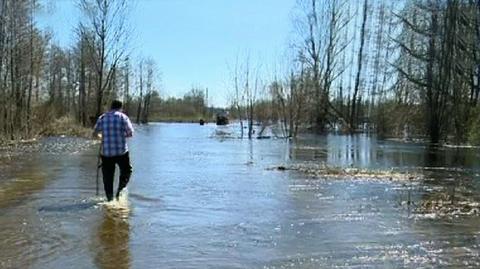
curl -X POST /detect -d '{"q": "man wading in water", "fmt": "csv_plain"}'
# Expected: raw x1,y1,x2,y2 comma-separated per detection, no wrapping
93,100,134,201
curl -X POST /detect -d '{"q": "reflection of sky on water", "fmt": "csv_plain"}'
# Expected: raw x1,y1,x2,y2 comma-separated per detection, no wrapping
1,123,480,268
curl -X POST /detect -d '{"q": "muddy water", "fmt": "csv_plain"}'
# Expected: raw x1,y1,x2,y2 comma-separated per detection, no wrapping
1,123,480,268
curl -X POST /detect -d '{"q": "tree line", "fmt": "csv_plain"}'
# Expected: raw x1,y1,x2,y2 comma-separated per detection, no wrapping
0,0,159,143
126,87,213,122
3,0,480,145
230,0,480,144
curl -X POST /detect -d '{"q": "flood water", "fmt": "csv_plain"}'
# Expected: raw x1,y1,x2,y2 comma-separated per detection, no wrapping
2,123,480,268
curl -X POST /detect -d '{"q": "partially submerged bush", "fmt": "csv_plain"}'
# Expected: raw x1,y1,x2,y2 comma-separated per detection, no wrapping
272,162,423,182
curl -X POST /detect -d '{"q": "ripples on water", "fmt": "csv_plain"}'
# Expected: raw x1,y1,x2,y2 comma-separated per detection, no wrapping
1,123,480,268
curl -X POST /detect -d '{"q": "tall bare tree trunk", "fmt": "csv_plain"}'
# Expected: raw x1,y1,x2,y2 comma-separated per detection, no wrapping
350,0,368,133
136,61,143,124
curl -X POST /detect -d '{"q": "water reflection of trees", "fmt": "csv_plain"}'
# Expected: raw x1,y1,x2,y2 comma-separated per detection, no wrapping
288,134,402,168
95,210,131,269
0,157,46,208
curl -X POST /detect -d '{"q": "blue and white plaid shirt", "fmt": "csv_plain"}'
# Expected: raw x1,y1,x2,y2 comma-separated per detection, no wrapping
94,110,134,157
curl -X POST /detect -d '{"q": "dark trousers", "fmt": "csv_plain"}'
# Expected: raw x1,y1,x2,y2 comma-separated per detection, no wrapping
101,152,132,201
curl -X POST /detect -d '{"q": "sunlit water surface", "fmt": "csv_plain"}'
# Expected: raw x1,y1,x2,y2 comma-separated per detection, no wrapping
1,123,480,268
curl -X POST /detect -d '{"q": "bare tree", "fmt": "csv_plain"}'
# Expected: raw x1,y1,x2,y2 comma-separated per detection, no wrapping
141,59,156,123
293,0,351,132
349,0,368,132
232,55,245,138
391,0,478,143
79,0,130,118
136,58,143,124
123,56,131,114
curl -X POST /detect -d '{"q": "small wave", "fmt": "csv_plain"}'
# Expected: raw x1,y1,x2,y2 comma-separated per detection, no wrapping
129,192,163,203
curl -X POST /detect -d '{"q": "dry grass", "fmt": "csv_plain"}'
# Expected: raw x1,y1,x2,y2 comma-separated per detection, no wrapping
40,116,92,138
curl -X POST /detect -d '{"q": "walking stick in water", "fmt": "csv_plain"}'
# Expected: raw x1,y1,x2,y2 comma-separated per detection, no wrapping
96,144,102,196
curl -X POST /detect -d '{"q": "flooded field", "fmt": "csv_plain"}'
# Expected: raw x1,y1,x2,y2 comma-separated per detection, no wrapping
1,123,480,268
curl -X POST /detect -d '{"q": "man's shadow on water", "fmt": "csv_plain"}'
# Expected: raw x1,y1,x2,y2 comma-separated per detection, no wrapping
38,201,98,212
94,208,131,269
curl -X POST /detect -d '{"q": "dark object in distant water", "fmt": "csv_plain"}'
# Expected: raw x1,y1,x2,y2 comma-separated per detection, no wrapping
216,114,229,125
199,119,205,125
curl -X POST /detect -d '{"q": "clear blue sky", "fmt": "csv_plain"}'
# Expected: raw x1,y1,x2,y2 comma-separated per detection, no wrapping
38,0,296,107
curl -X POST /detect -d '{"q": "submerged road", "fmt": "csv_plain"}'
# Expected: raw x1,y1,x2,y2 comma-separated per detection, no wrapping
1,123,480,268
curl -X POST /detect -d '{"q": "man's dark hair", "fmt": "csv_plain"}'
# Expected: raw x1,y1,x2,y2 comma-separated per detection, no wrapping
111,100,123,110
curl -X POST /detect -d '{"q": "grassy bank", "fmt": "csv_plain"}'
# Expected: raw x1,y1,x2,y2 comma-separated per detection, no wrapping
39,116,92,137
0,116,92,146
